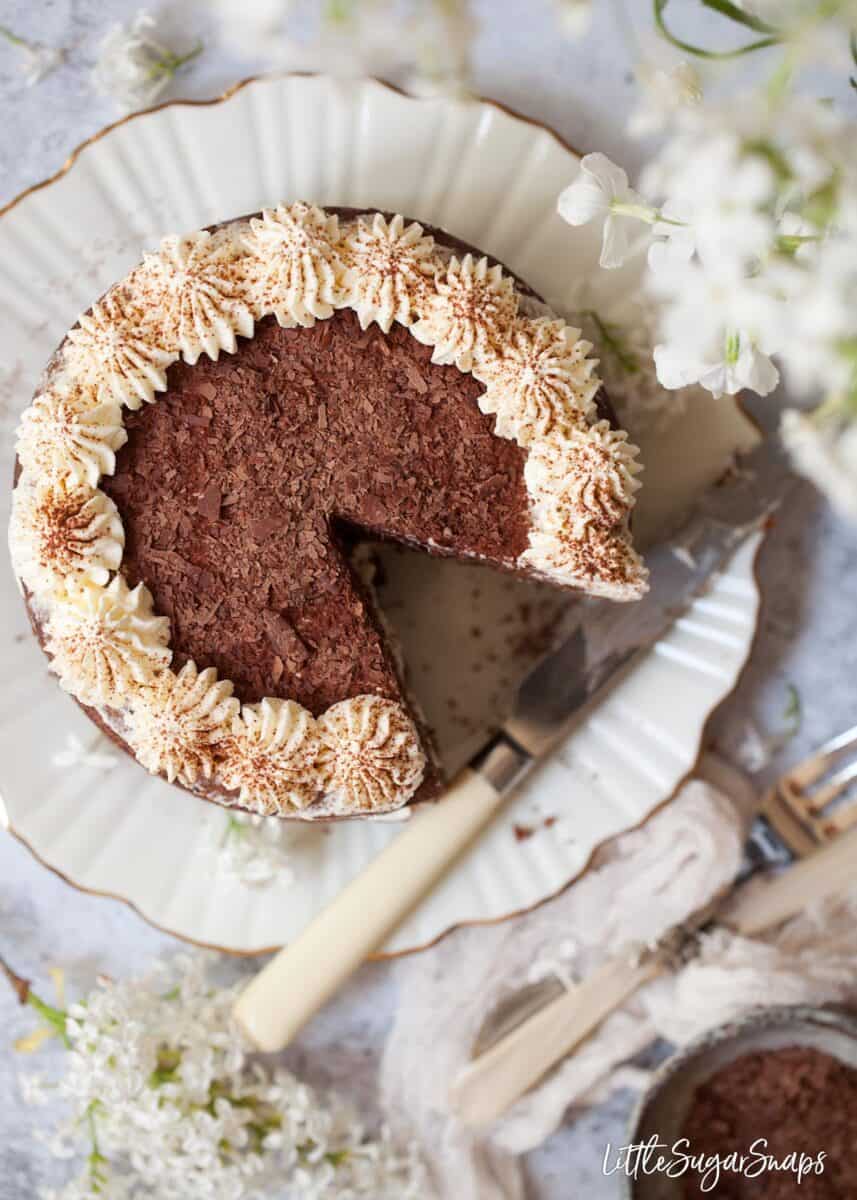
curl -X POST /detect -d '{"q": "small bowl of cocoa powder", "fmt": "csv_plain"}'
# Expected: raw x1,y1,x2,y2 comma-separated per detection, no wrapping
622,1005,857,1200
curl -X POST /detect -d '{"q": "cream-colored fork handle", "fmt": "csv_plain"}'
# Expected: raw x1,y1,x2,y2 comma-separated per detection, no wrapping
452,955,662,1128
720,821,857,936
233,768,501,1053
452,822,857,1128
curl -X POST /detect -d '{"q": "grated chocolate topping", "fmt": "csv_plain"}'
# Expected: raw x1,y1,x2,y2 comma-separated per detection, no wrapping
103,308,531,714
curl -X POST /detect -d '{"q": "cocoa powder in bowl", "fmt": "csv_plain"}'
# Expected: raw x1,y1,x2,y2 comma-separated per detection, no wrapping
680,1044,857,1199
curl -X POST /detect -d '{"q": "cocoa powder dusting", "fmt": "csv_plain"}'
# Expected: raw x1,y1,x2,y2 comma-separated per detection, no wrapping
681,1044,857,1199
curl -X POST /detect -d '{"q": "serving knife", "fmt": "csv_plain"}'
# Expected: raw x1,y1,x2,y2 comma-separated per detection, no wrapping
234,460,788,1054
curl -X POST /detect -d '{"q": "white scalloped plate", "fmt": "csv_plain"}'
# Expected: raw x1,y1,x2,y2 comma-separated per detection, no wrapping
0,76,761,955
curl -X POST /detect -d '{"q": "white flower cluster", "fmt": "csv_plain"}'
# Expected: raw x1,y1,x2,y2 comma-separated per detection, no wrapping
211,0,475,97
20,955,431,1200
574,300,690,436
558,6,857,514
211,811,299,888
91,11,202,112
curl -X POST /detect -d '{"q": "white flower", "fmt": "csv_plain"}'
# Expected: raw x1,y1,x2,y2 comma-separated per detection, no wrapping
269,3,404,82
0,26,64,85
775,210,818,263
404,2,476,97
629,61,702,137
654,333,779,398
774,231,857,398
647,203,695,273
558,153,656,269
576,300,690,435
782,409,857,519
553,0,593,38
645,126,777,281
91,11,202,113
732,1,857,69
733,720,776,773
18,1070,52,1106
213,813,297,888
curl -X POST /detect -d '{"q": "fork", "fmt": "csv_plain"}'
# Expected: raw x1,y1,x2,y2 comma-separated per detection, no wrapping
755,723,857,855
451,732,857,1127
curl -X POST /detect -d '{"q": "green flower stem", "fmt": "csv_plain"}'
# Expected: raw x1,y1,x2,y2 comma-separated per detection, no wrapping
834,338,857,415
654,0,781,59
610,201,660,223
149,1045,182,1087
0,24,28,47
766,46,797,103
765,1,850,102
744,137,793,183
783,684,802,737
700,0,780,34
583,311,640,375
27,990,71,1048
324,0,357,25
146,41,203,84
802,171,840,231
774,233,820,255
222,814,247,849
86,1103,109,1195
2,955,71,1047
609,201,686,229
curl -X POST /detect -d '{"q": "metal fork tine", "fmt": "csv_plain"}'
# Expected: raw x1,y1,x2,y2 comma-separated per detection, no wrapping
817,723,857,758
824,801,857,838
765,725,857,853
805,759,857,813
788,724,857,789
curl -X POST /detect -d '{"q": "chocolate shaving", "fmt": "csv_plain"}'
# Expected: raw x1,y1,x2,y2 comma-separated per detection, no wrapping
197,482,221,522
262,610,310,665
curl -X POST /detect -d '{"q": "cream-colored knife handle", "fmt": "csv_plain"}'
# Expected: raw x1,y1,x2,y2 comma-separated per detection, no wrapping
720,823,857,937
451,955,661,1128
234,768,502,1052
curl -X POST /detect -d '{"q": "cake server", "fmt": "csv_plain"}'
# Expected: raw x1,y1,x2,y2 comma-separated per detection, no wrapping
234,462,787,1054
451,724,857,1126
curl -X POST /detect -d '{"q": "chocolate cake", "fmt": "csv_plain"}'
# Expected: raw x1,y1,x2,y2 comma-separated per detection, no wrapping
9,203,646,819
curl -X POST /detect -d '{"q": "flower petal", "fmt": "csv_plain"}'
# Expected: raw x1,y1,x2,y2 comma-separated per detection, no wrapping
740,344,780,396
599,213,634,269
580,152,630,198
653,344,705,390
558,178,609,226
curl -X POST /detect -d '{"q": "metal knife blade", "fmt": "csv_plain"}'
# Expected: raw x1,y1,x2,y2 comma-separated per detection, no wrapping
478,453,791,782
